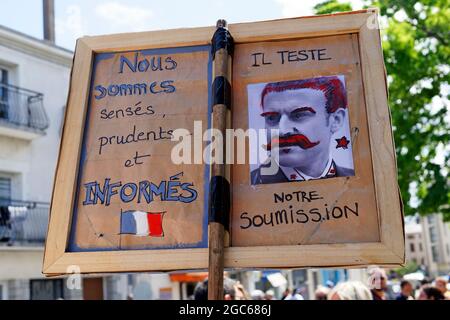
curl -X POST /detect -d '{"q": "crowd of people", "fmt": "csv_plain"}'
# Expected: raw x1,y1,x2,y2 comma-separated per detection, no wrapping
193,268,450,300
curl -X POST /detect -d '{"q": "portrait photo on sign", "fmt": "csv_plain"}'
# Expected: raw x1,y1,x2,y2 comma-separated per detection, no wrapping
249,75,355,185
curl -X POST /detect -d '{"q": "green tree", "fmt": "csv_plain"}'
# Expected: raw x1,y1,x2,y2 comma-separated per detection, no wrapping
313,0,450,220
393,261,419,277
314,0,352,14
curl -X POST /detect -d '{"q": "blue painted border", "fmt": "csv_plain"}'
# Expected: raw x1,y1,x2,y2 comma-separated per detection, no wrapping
68,45,212,252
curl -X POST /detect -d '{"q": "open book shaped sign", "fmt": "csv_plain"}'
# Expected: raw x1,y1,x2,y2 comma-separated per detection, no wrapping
43,9,404,275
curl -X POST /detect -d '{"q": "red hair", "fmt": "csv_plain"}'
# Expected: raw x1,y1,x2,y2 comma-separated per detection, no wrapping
260,76,347,114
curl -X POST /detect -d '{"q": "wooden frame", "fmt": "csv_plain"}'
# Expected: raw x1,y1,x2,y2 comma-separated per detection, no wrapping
43,9,404,276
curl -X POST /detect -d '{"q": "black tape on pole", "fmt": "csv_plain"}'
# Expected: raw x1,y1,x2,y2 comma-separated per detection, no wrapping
211,26,234,60
208,175,230,231
212,76,231,109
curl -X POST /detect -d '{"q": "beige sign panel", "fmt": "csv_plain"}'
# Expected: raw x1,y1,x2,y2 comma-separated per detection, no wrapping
231,34,379,246
70,48,210,251
43,10,404,275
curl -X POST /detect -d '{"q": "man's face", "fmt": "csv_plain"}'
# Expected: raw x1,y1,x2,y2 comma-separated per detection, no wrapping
436,280,447,294
378,275,388,290
403,283,413,296
262,88,334,169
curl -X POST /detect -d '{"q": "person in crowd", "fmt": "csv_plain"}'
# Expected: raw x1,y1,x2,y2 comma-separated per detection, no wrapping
264,289,276,300
285,288,304,300
328,281,372,300
233,281,250,300
420,278,431,287
315,285,331,300
250,289,265,300
193,277,237,300
415,278,432,299
418,285,445,300
434,277,450,300
326,280,335,289
368,267,388,300
396,280,414,300
281,288,291,300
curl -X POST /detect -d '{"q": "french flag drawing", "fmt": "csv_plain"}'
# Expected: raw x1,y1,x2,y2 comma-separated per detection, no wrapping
120,210,164,237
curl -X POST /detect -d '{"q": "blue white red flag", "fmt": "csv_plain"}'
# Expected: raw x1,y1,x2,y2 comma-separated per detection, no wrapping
120,210,164,237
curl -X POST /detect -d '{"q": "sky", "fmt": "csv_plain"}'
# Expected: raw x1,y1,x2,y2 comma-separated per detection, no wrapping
0,0,364,50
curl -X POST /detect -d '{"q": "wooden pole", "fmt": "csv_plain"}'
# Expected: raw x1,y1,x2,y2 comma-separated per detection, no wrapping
208,19,233,300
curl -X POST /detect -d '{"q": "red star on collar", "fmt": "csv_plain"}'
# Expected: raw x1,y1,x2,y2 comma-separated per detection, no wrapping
335,136,350,149
290,174,297,180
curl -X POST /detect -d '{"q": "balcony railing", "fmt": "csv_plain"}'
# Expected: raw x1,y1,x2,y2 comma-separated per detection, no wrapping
0,83,49,131
0,198,49,246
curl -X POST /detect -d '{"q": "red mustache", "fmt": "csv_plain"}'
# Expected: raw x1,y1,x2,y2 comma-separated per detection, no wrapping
266,134,320,151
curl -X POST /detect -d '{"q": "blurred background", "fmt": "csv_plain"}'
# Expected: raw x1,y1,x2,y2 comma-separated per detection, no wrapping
0,0,448,300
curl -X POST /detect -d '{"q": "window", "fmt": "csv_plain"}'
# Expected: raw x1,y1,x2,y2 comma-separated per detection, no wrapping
30,279,64,300
0,68,7,82
0,177,12,243
429,226,437,243
419,243,423,252
0,281,7,300
431,245,439,263
0,177,11,200
0,68,9,120
410,243,415,252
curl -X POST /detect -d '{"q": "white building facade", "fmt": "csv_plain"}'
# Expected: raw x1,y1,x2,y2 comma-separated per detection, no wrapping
420,214,450,277
404,214,450,278
404,221,427,268
0,25,75,299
